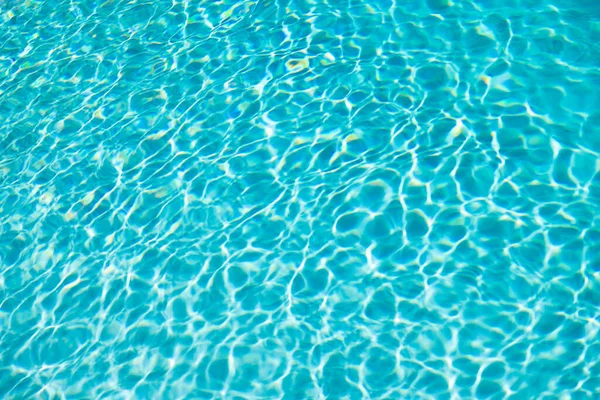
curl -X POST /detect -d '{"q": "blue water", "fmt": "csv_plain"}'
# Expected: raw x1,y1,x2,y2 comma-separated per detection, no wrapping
1,0,600,398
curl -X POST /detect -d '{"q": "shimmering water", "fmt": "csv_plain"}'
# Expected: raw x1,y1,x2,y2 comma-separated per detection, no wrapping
1,0,600,398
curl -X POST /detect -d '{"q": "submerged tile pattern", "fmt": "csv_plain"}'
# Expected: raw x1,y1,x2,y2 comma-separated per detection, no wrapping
1,0,600,398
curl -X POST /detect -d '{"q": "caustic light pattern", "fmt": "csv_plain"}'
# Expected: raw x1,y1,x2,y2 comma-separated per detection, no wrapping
1,0,600,399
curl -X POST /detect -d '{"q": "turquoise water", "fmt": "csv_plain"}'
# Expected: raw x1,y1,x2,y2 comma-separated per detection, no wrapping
1,0,600,398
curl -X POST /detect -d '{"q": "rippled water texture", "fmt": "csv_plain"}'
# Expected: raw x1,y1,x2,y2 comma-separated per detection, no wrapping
1,0,600,398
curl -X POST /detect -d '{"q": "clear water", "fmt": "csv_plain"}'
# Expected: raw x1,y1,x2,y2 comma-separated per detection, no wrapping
1,0,599,398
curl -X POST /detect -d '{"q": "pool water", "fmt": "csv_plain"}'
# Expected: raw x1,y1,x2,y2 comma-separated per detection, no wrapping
1,0,600,398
